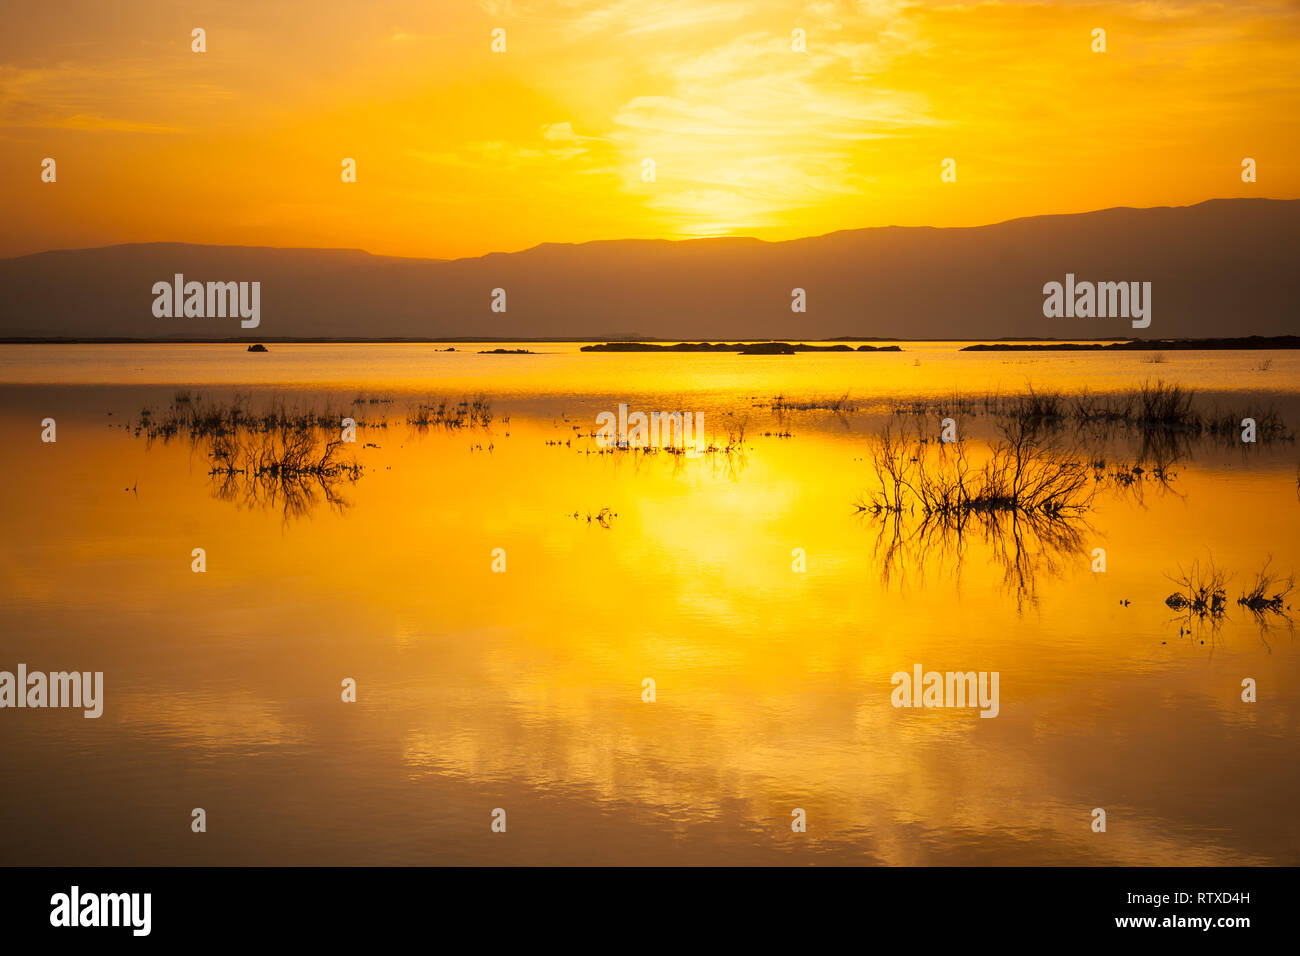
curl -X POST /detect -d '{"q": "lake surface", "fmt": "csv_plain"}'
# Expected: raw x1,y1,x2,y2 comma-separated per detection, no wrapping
1,343,1297,864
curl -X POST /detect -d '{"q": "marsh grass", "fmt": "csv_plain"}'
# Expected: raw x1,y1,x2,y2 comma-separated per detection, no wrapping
764,392,858,414
408,395,493,429
854,381,1293,446
990,381,1197,428
136,397,384,445
1205,405,1288,442
892,391,978,419
133,397,390,519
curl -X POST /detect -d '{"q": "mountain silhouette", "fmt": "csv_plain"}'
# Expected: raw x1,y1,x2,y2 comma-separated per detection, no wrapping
2,198,1295,341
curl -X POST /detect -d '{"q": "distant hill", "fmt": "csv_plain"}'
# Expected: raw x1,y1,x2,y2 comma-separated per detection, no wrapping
1,198,1296,341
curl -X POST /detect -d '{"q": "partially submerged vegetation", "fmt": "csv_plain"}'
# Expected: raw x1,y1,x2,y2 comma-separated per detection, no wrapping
1164,560,1231,617
759,392,859,414
1163,557,1294,640
1238,557,1295,614
859,421,1093,519
753,380,1290,446
881,381,1292,445
136,397,379,444
408,395,493,429
132,393,498,518
855,422,1095,603
133,397,371,519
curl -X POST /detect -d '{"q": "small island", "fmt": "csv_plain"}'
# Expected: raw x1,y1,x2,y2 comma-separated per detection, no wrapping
961,335,1300,352
478,348,533,354
247,343,268,352
580,342,902,354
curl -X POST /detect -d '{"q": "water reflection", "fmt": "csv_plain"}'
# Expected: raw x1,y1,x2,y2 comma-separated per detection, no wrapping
3,363,1297,865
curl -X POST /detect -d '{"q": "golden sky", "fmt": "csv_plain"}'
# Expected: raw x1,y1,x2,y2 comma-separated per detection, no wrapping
2,0,1297,259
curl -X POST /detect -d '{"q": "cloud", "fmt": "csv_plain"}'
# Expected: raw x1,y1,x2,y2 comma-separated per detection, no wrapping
0,62,214,134
596,19,934,232
541,121,582,142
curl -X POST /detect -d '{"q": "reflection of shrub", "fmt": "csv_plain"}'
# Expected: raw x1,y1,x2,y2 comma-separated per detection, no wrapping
862,420,1092,518
134,398,370,519
1206,406,1287,440
1238,557,1295,613
857,423,1096,605
1164,559,1230,617
206,428,363,519
254,445,357,517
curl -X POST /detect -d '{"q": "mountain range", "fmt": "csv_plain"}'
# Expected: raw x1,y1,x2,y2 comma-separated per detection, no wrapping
1,198,1295,341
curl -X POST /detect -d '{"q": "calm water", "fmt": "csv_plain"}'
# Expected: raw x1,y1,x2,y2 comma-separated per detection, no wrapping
1,343,1297,864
